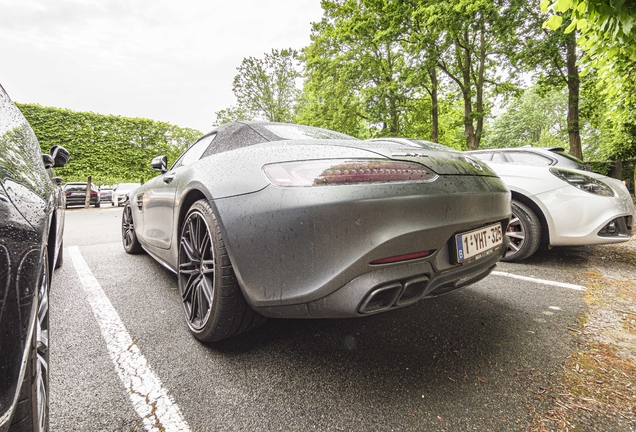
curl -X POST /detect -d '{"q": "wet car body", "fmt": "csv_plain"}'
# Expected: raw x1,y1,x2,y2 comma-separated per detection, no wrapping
123,122,510,341
0,84,69,431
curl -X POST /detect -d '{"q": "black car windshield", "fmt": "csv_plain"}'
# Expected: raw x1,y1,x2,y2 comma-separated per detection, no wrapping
264,124,358,141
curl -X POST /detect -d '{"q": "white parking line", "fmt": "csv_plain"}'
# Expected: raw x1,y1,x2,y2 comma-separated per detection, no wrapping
68,246,190,432
491,271,587,291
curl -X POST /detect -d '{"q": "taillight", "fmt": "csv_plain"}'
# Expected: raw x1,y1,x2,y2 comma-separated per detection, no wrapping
263,159,437,187
90,190,98,195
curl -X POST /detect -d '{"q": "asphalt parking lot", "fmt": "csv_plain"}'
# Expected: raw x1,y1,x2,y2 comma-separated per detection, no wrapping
51,206,590,431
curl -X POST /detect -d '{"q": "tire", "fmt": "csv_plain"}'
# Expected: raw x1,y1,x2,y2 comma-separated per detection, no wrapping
178,199,265,342
95,201,100,208
10,250,49,432
503,200,541,262
121,203,144,254
55,240,63,269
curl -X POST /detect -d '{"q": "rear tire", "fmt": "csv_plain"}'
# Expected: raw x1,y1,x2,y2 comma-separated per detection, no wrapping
503,200,541,262
95,201,100,208
178,199,265,342
9,250,49,432
121,203,144,254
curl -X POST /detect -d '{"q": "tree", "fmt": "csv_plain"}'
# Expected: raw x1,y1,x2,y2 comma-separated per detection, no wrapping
212,106,250,126
301,0,415,137
214,49,302,124
411,0,524,150
402,1,446,142
483,86,569,148
515,6,583,158
542,0,636,161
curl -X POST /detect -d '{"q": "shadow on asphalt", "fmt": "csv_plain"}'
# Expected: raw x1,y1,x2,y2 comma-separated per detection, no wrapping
207,283,558,395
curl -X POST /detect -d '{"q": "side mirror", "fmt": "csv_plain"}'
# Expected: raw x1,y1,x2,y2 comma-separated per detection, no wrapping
50,146,70,168
42,154,54,169
151,155,168,173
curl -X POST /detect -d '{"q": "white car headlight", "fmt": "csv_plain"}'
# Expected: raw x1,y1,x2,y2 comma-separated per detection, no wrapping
550,168,615,197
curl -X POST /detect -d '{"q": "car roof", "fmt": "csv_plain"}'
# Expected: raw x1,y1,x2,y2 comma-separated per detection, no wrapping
369,137,457,151
465,147,591,171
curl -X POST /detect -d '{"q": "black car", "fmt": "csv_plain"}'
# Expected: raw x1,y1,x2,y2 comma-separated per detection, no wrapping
63,182,100,208
0,84,69,430
122,121,510,343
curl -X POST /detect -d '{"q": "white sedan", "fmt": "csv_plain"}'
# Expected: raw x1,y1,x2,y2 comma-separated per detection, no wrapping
472,161,634,261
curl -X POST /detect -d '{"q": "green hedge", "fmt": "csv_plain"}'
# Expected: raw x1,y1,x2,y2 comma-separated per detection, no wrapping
17,103,202,185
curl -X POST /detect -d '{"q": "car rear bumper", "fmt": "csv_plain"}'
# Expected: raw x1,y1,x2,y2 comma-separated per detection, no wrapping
254,246,502,318
65,196,99,206
214,175,511,318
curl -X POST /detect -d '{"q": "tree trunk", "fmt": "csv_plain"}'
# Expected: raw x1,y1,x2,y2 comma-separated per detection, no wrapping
608,159,623,180
84,176,92,209
566,31,582,159
459,36,477,150
474,24,486,149
389,96,399,135
429,67,439,143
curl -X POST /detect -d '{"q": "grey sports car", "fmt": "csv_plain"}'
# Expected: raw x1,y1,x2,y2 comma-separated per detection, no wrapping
122,122,511,342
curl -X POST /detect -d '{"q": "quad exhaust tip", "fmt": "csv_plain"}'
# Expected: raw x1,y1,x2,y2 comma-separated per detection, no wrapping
358,276,429,314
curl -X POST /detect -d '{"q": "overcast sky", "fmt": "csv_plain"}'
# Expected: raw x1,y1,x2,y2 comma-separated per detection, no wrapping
0,0,324,133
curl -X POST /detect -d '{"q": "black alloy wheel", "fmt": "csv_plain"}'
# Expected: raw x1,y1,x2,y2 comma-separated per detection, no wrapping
179,205,215,332
503,200,541,262
178,199,265,342
121,203,144,254
9,250,50,432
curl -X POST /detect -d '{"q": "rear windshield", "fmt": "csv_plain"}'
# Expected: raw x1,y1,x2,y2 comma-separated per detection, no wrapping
65,184,87,191
264,124,358,141
407,139,457,151
552,150,585,164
